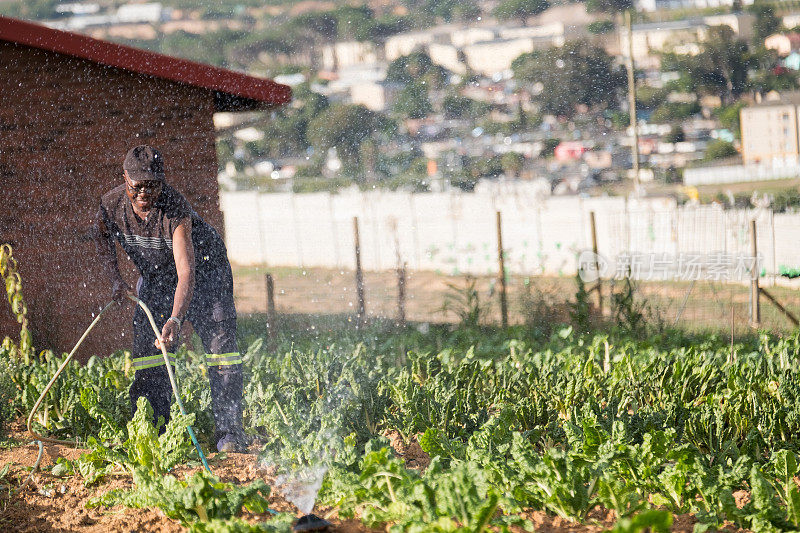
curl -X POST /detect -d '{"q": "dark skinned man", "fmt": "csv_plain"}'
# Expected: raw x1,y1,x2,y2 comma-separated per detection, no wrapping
95,145,245,453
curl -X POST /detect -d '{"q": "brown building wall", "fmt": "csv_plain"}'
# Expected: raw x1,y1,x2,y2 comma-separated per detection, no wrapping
0,41,225,360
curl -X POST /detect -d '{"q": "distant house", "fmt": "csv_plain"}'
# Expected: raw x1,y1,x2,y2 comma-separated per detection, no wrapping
0,16,290,360
621,20,708,67
554,141,587,162
765,33,800,57
636,0,753,12
740,92,800,166
463,37,552,77
390,22,590,76
321,41,378,71
622,14,754,67
428,43,465,74
385,28,448,61
350,82,401,112
785,51,800,70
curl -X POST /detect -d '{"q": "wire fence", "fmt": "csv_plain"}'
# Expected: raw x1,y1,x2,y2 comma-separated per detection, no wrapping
231,264,800,335
226,196,800,335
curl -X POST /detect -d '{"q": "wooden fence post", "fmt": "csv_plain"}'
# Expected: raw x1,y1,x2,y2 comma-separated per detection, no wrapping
353,216,366,325
496,211,508,328
397,262,407,327
750,220,760,328
265,273,276,341
590,211,603,314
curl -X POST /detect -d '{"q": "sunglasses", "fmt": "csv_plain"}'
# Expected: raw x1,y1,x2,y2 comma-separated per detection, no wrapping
124,175,162,196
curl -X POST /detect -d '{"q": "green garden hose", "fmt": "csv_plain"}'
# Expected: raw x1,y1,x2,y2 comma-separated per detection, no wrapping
26,301,116,447
127,294,212,474
26,295,212,474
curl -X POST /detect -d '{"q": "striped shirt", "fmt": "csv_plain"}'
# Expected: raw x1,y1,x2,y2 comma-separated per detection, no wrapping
97,183,236,321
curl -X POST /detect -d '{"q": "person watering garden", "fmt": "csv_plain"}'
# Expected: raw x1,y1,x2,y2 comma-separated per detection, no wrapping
94,145,246,453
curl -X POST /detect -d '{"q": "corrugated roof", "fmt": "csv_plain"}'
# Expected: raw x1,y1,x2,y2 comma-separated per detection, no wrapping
0,15,291,111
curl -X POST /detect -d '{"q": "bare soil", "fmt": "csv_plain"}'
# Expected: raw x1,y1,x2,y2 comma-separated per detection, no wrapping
231,265,800,332
231,265,574,325
0,426,375,533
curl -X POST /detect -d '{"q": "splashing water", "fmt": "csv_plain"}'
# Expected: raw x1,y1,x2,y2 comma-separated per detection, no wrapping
274,464,329,515
262,386,353,514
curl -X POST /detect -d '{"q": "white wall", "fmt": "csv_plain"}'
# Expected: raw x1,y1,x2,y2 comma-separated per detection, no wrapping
220,190,799,278
684,163,800,186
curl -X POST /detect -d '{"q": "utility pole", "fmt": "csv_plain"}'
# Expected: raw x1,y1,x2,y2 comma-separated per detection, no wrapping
624,9,640,194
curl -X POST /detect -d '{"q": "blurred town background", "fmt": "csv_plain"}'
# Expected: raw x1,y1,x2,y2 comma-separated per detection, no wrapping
9,0,800,332
10,0,800,199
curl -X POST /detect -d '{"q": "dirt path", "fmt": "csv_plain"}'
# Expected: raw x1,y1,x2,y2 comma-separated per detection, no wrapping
231,265,574,325
231,265,800,332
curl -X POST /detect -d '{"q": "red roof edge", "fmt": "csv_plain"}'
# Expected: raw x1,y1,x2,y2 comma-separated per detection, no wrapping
0,15,291,110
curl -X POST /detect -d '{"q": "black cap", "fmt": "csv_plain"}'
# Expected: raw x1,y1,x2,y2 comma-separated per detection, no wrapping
123,145,165,181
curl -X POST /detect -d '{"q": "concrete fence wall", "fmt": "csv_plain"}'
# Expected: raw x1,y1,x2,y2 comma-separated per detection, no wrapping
684,163,800,186
220,189,800,278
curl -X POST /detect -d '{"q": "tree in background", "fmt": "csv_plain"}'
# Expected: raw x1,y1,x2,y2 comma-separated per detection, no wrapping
366,16,413,42
635,86,668,112
401,0,481,24
442,93,491,119
649,101,700,123
332,5,376,41
500,152,526,177
216,84,329,171
584,0,633,13
587,20,616,34
752,66,800,93
540,138,561,158
0,0,58,18
493,0,550,25
288,12,338,43
748,47,800,93
512,41,625,117
449,1,482,22
385,52,449,121
394,83,434,119
692,26,751,104
386,52,449,88
308,104,395,180
704,140,739,161
259,84,329,158
663,125,685,143
714,101,746,139
161,30,251,68
661,26,751,105
748,1,781,45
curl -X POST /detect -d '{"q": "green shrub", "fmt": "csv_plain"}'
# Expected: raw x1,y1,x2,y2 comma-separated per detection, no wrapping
0,355,15,432
588,20,615,34
650,101,701,123
703,139,738,161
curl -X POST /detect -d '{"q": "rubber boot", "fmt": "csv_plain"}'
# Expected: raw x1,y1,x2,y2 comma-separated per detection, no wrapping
208,364,245,452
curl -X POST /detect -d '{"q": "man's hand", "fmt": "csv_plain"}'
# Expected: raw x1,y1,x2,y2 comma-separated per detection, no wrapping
112,279,133,303
156,318,181,352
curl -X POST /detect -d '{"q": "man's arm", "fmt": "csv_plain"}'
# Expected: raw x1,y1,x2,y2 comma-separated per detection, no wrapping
94,209,130,301
159,217,194,350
